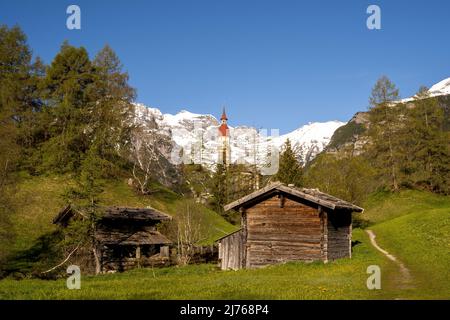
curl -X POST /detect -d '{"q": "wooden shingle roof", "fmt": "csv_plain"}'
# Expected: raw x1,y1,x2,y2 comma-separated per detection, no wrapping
224,182,364,213
53,205,172,226
94,229,172,245
101,207,172,222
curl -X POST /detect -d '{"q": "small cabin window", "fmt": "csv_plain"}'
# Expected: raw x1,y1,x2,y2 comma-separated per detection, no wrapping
141,245,159,257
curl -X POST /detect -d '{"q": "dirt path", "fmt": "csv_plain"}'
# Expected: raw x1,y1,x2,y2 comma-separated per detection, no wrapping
365,230,413,289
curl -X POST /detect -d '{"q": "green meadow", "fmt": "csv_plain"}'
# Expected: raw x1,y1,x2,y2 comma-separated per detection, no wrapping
0,176,449,300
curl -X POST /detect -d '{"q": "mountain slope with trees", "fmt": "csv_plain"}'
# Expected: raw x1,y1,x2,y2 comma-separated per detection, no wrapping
0,25,235,277
309,76,449,205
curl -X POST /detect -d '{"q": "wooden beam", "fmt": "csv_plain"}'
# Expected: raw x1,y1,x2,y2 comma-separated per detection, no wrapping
279,194,285,208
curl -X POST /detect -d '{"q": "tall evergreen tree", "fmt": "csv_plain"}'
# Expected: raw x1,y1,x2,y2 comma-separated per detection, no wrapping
305,153,376,205
40,43,96,172
0,25,45,155
273,139,303,186
39,43,135,175
56,44,141,271
0,26,43,258
209,163,257,224
0,25,37,254
402,87,450,194
210,163,227,214
91,45,136,167
367,76,402,191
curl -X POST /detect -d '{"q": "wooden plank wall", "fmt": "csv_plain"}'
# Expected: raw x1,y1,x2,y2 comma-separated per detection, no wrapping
218,230,244,270
245,195,322,268
100,244,170,272
319,207,328,262
326,211,352,260
95,224,157,244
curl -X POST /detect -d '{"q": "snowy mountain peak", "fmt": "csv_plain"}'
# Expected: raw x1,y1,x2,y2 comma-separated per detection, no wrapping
273,120,345,163
162,110,218,130
400,76,450,103
133,103,345,169
429,77,450,96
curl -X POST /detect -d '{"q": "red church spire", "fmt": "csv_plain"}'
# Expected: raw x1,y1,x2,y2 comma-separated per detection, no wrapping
221,107,228,121
218,107,229,137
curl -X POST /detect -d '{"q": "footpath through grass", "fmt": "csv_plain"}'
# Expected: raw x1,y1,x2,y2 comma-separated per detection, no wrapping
364,190,450,299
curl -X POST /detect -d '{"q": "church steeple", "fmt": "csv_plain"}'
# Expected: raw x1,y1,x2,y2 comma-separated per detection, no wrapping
220,108,228,121
218,107,229,137
218,107,231,165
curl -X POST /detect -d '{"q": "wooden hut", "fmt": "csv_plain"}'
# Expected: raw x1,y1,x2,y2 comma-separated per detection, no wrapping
53,205,172,273
218,182,364,270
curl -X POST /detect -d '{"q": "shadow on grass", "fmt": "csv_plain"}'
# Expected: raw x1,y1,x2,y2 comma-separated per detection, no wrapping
351,240,362,248
0,230,63,280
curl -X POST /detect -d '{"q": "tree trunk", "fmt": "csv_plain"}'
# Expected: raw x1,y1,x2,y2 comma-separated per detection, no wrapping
93,246,101,275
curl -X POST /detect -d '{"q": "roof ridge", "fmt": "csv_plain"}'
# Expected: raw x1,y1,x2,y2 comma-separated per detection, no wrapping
224,182,364,213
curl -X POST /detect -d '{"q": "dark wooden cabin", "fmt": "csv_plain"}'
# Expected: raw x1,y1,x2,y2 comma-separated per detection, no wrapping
53,205,172,273
218,182,364,270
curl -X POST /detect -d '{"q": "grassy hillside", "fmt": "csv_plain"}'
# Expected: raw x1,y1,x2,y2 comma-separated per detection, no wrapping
359,189,450,224
363,190,450,299
2,174,236,262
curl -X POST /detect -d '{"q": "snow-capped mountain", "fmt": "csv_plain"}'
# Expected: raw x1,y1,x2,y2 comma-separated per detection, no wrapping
327,76,450,155
272,121,345,163
429,77,450,97
401,77,450,103
133,103,345,169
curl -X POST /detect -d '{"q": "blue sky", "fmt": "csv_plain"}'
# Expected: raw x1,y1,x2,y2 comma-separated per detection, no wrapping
1,0,449,133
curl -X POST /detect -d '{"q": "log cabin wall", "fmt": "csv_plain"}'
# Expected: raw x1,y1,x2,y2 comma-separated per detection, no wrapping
220,183,364,269
244,195,323,268
100,244,170,272
218,230,245,270
95,223,157,243
326,210,352,260
319,207,328,262
95,221,172,272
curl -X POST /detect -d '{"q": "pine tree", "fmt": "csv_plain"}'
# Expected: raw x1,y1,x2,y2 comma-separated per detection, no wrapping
273,139,303,186
40,43,96,172
0,25,35,255
0,25,44,154
0,25,29,168
210,163,227,214
305,153,376,205
92,45,135,155
402,87,450,194
89,45,136,174
367,76,402,191
38,43,136,175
